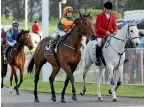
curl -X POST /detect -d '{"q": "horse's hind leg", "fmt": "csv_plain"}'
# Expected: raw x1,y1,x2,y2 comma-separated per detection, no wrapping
80,58,92,96
97,67,105,101
1,77,4,88
34,59,46,102
49,66,60,102
34,66,41,102
10,71,14,93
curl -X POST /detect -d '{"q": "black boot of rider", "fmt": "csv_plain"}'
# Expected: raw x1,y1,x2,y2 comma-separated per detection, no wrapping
51,35,60,49
95,45,101,66
4,45,12,63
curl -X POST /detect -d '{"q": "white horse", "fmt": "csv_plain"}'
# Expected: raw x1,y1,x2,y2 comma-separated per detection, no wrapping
80,21,140,102
29,33,41,48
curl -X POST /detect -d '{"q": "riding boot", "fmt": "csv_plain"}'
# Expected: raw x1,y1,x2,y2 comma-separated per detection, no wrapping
95,45,101,66
51,35,60,48
3,45,11,63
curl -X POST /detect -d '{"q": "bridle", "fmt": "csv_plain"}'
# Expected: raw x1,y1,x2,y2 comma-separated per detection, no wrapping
61,16,92,50
104,23,139,76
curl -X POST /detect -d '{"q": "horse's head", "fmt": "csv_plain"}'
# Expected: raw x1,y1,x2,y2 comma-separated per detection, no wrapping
74,12,94,38
18,29,33,50
125,21,140,48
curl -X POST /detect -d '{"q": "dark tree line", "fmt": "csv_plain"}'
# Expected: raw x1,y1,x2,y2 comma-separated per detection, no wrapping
1,0,144,21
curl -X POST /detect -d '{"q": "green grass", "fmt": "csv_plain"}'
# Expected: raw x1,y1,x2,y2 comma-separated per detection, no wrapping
5,73,144,98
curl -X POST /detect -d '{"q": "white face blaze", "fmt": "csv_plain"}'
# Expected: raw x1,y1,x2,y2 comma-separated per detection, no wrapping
128,25,140,47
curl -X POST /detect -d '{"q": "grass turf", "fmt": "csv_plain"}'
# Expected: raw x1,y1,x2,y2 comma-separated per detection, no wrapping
5,73,144,98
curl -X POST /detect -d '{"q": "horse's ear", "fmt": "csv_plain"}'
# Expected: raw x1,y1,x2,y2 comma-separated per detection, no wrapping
87,12,90,17
79,11,82,18
28,29,30,33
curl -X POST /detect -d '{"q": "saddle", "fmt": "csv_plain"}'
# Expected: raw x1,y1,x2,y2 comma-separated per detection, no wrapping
101,35,109,48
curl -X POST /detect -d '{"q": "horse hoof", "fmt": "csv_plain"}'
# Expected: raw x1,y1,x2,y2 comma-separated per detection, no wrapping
61,99,66,103
51,96,56,102
80,91,85,96
109,89,112,94
113,98,119,102
16,92,20,95
34,98,39,102
1,84,3,88
14,86,17,90
98,97,103,101
10,91,12,93
72,96,77,101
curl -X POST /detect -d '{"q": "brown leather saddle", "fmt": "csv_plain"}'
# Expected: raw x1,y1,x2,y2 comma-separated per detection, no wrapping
101,35,109,48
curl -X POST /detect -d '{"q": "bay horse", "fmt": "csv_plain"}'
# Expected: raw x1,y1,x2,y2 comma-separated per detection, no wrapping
1,31,8,88
27,12,94,103
2,30,33,94
80,21,140,102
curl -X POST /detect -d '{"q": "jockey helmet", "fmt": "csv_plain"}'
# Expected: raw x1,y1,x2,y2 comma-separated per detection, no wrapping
12,21,19,27
63,6,73,14
104,1,113,9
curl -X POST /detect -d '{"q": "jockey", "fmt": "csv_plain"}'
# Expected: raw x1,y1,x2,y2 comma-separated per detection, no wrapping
4,21,21,60
95,1,118,66
51,6,74,46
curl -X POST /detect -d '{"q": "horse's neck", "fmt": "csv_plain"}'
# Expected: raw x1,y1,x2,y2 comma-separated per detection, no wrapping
110,25,127,53
66,27,82,49
14,42,24,54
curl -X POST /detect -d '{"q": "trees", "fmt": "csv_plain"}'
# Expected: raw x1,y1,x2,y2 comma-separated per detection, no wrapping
1,0,144,21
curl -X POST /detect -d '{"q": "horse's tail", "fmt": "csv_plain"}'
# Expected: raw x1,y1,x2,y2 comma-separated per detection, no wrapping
2,63,8,77
27,55,35,73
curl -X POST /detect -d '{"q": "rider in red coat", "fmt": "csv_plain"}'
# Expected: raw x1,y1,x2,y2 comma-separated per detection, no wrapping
95,1,118,66
32,21,40,35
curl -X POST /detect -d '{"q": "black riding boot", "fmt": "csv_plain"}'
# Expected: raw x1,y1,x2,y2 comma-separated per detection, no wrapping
3,45,11,63
95,45,102,66
51,35,60,48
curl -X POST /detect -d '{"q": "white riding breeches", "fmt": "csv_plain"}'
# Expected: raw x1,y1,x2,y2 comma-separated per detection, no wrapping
7,40,16,47
55,28,66,37
97,38,102,47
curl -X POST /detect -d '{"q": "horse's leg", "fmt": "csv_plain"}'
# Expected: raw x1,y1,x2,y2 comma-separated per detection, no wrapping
97,66,105,101
106,64,118,102
70,64,78,101
115,65,123,92
10,70,14,93
12,67,19,95
17,68,23,88
80,62,92,96
80,49,93,96
61,75,69,103
61,64,77,103
34,60,45,102
109,65,123,102
49,66,60,102
1,77,4,88
34,67,40,102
